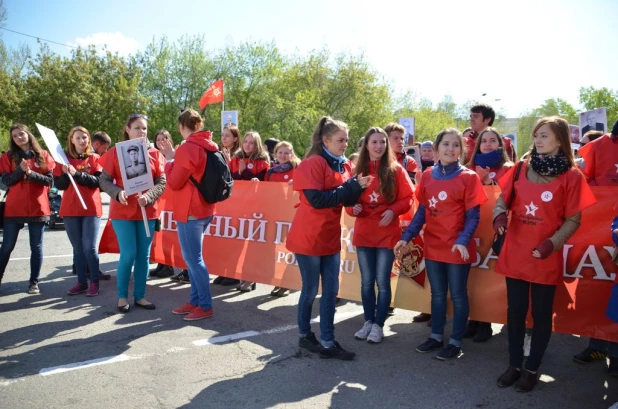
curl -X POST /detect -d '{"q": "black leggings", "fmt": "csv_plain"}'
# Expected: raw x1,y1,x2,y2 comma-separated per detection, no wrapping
506,277,557,372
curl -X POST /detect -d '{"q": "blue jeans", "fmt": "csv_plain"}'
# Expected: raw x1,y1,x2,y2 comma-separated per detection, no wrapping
589,338,618,359
177,216,214,310
296,253,340,347
425,259,471,346
64,216,100,284
111,219,156,300
0,221,45,284
356,246,394,327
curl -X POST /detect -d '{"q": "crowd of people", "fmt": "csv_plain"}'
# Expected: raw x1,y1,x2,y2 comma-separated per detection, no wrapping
0,103,617,394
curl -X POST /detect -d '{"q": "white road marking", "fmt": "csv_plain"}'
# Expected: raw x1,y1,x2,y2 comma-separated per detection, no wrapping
22,310,363,380
10,254,73,261
39,354,132,376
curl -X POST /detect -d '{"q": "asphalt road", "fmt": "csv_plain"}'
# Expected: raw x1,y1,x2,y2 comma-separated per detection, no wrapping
0,197,617,409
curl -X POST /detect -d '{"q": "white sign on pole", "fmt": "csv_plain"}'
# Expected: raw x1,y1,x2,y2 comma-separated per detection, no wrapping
35,123,87,210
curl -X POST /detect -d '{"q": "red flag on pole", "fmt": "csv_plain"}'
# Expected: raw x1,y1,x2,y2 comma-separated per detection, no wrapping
199,80,224,109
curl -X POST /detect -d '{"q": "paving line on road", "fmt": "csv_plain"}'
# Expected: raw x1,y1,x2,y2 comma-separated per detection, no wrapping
27,310,363,381
9,254,74,261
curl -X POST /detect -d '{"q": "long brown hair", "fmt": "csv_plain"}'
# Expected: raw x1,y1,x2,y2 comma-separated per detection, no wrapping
234,131,270,161
305,116,348,158
9,124,47,170
122,113,148,141
528,116,576,167
67,126,93,158
223,125,241,153
468,127,510,168
154,129,173,151
355,127,397,203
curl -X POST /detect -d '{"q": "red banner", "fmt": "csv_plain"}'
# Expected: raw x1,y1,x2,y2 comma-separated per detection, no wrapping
99,183,618,342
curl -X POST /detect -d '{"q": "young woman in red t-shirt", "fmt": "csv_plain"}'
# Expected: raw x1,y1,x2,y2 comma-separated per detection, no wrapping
493,117,596,392
394,128,488,360
286,116,372,360
263,141,300,297
346,127,414,343
0,124,55,294
220,125,241,164
99,114,166,313
463,127,514,342
230,131,270,183
229,131,270,292
53,126,104,297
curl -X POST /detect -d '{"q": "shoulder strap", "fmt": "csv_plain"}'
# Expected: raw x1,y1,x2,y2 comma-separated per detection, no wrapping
506,161,524,211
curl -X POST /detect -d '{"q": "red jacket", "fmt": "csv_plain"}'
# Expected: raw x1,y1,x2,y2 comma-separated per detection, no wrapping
53,154,103,217
165,131,218,223
396,152,418,176
0,151,55,218
99,146,166,220
265,167,294,182
346,162,414,248
230,156,270,181
578,134,618,186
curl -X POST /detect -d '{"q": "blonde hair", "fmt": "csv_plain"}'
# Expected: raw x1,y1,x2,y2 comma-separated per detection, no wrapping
273,141,300,168
235,131,270,161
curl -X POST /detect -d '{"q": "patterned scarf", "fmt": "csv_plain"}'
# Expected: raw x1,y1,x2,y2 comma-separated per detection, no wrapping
270,162,293,174
529,148,571,176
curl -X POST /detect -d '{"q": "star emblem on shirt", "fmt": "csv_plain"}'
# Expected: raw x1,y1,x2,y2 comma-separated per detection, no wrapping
428,196,438,208
525,201,539,217
369,190,380,203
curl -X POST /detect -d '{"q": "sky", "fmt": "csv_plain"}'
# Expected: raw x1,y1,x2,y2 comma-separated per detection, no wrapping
2,0,617,118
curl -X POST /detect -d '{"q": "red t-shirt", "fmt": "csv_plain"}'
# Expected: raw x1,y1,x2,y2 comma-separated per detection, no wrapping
229,157,270,181
578,134,618,186
265,168,294,182
496,164,597,285
396,152,419,175
415,168,488,264
0,151,55,218
286,155,353,256
53,154,103,217
99,146,166,220
346,162,414,248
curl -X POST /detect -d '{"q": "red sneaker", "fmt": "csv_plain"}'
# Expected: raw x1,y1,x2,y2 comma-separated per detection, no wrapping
86,282,99,297
172,302,198,315
67,282,88,295
183,306,213,321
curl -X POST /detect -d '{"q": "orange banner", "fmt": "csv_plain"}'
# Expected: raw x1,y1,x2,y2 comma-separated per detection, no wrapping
99,183,618,342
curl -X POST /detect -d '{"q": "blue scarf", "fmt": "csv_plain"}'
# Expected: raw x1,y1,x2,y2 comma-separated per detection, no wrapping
474,150,503,169
322,145,346,173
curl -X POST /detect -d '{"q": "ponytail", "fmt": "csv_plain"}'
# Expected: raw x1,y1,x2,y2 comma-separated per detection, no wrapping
305,116,348,158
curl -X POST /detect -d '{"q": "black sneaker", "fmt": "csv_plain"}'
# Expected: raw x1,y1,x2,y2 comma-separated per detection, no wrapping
299,332,321,353
213,276,224,285
149,263,164,277
156,265,174,278
171,270,190,282
416,337,444,353
463,320,478,338
497,366,521,387
608,358,618,376
98,271,111,280
436,344,462,360
473,322,493,343
220,278,240,286
319,341,355,360
573,347,606,364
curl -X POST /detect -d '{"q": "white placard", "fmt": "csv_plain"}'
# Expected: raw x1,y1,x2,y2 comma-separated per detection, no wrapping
579,108,608,138
115,138,154,196
35,123,69,165
35,123,87,210
399,117,415,145
221,110,238,131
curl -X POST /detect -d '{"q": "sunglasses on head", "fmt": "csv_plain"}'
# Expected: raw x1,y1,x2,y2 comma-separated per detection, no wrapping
129,113,148,121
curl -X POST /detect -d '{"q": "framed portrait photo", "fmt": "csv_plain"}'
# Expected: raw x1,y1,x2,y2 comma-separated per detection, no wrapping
115,137,154,196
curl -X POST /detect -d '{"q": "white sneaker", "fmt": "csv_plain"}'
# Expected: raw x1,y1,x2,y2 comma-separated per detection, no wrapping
354,321,373,340
367,324,383,344
523,333,532,357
